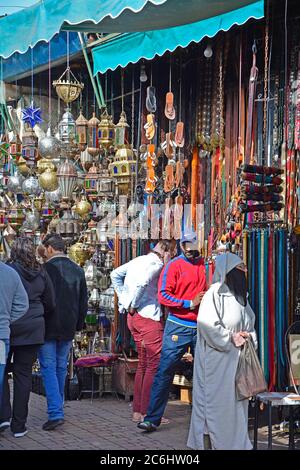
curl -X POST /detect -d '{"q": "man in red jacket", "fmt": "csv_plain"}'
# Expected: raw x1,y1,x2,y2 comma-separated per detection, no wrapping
138,232,207,432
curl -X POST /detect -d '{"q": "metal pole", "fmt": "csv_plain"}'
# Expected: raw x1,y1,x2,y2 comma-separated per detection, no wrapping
95,73,106,107
78,32,103,109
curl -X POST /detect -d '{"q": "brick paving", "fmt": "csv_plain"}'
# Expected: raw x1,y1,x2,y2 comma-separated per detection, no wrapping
0,392,299,450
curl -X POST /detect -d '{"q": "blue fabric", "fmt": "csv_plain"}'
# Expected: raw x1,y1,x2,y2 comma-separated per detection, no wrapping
39,340,72,421
144,319,196,425
0,339,9,410
168,314,197,328
2,32,81,81
0,0,264,59
92,1,264,74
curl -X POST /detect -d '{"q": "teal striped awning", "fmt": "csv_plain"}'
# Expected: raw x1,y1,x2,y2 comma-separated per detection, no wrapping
92,1,264,75
0,0,264,59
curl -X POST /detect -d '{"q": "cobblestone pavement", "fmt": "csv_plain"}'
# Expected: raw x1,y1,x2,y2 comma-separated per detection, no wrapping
0,393,299,450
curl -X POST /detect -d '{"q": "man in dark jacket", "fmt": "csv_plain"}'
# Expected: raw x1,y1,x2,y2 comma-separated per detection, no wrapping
39,234,88,431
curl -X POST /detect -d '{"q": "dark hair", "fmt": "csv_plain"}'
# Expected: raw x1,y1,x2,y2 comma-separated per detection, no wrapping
10,237,40,270
42,233,65,252
153,239,176,252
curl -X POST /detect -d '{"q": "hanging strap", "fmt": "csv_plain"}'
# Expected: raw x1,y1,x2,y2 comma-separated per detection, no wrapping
245,43,258,163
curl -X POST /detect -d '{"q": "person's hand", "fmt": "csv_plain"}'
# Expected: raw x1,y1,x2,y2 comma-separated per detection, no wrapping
163,252,171,264
128,307,137,315
191,292,205,307
231,332,247,348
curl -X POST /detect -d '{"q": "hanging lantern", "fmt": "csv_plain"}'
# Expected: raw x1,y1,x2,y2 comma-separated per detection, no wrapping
0,207,6,229
33,195,45,211
38,128,61,160
39,168,58,192
22,209,40,231
80,148,93,172
16,157,30,177
22,176,42,197
58,108,76,145
22,123,37,168
37,158,56,174
7,206,25,230
69,242,91,266
76,168,85,190
84,164,101,199
41,203,55,221
9,133,22,161
115,111,129,147
87,113,100,157
57,160,78,201
75,195,92,218
109,146,136,179
7,174,23,194
76,110,88,151
45,188,62,205
53,67,84,104
98,109,115,149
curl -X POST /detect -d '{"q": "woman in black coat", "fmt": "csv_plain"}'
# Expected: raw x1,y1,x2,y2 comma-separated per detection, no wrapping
0,237,55,438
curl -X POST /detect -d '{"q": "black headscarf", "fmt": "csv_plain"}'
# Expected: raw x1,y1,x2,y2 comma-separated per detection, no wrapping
225,267,247,307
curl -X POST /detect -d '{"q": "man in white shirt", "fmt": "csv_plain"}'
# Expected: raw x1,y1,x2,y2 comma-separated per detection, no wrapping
110,239,176,423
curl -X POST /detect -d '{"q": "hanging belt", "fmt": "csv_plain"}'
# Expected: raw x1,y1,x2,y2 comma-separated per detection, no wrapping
268,231,276,390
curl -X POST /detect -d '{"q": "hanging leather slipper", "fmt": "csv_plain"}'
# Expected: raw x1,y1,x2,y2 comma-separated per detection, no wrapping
144,114,156,140
165,92,175,120
146,86,157,113
161,132,176,160
175,121,185,147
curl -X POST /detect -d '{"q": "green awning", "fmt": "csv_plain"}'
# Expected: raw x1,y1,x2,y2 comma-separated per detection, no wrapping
0,0,263,59
92,1,264,75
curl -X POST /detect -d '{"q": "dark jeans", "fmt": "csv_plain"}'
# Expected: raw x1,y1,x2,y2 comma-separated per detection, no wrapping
0,344,39,433
0,339,9,411
144,319,197,426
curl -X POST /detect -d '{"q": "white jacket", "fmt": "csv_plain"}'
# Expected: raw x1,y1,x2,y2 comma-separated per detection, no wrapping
110,252,164,321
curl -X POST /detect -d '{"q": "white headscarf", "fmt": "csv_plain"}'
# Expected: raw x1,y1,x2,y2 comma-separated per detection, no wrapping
212,252,243,286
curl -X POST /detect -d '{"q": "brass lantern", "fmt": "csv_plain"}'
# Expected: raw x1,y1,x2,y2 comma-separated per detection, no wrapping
7,206,25,230
53,67,84,104
109,146,136,195
115,111,129,147
22,123,37,168
57,160,78,201
75,195,91,218
39,168,59,192
98,108,115,148
84,164,101,199
37,159,56,174
87,113,100,157
76,110,88,151
69,241,91,266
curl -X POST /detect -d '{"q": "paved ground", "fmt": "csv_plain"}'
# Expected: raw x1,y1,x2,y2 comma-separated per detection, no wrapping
0,392,299,450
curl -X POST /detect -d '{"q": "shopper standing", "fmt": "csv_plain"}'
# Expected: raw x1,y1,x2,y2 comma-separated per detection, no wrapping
111,240,176,423
138,232,207,432
40,234,88,431
187,253,257,450
0,260,28,426
0,237,55,437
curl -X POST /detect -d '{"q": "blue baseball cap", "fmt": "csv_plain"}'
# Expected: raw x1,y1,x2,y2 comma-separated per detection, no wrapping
180,232,198,246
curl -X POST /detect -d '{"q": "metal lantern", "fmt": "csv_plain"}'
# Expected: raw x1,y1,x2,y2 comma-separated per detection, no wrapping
22,123,37,168
7,206,25,230
45,188,62,205
23,209,40,231
80,148,93,172
7,174,23,194
0,207,6,229
58,108,76,145
98,109,115,148
38,128,61,160
16,157,30,177
22,176,42,197
115,111,129,147
39,168,59,192
76,110,88,151
109,146,136,179
76,168,85,190
69,241,91,266
87,112,100,157
9,133,22,161
37,158,56,174
53,67,84,104
84,164,101,199
57,160,78,201
41,203,55,221
75,195,91,218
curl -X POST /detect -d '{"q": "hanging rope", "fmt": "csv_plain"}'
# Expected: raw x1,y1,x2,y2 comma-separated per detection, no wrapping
48,41,51,127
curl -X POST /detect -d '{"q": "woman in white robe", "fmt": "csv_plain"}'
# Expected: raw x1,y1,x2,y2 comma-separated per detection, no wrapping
187,253,257,450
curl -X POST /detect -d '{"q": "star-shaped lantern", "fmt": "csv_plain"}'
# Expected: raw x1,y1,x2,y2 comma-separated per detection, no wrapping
22,103,43,128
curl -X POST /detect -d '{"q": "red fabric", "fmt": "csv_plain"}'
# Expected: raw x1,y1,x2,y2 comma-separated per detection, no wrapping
158,255,207,323
127,313,163,415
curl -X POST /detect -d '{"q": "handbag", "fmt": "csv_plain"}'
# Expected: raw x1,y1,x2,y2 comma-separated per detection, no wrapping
235,336,267,400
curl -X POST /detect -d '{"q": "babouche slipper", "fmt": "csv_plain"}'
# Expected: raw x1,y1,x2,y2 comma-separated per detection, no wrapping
165,91,176,120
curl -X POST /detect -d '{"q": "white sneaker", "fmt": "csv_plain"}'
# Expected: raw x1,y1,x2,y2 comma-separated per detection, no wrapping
13,430,28,438
0,421,10,432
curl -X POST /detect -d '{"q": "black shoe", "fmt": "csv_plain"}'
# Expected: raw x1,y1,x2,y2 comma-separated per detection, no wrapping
42,419,64,431
137,420,157,432
0,421,10,433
